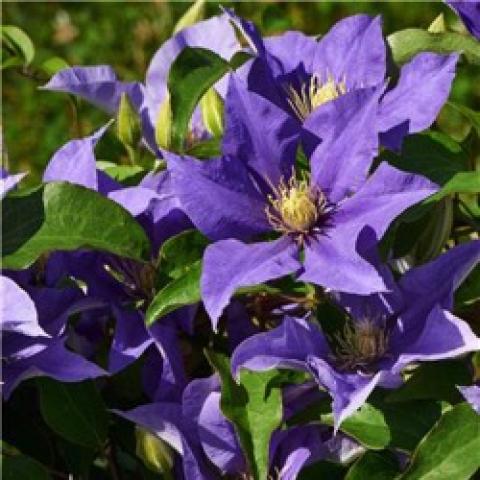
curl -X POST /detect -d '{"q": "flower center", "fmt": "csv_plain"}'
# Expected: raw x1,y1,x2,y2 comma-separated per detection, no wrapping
286,73,347,121
266,174,327,236
334,319,388,371
104,258,157,303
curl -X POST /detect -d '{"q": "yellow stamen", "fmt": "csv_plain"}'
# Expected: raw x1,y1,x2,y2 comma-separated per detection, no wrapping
266,173,327,236
286,73,347,121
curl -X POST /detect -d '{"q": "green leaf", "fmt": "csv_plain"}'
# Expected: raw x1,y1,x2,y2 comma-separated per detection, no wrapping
173,0,206,34
145,260,201,325
200,87,224,138
456,264,480,308
206,351,283,480
447,101,480,136
97,163,146,186
37,379,108,449
387,28,480,65
400,403,480,480
41,56,69,76
381,131,479,204
1,25,35,68
315,393,442,452
2,182,150,270
1,454,51,480
159,229,209,279
298,461,346,480
186,137,222,159
345,451,400,480
167,47,233,151
386,361,472,404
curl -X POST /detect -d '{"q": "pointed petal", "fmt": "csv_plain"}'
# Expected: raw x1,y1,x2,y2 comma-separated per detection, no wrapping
300,234,387,295
2,340,107,399
167,152,270,241
0,276,48,337
305,86,383,203
306,356,384,430
109,308,153,374
264,31,318,75
148,323,187,402
43,123,110,190
198,391,245,475
0,172,26,199
272,426,328,480
223,74,299,187
202,237,301,329
390,305,480,373
378,53,458,146
399,240,480,311
458,385,480,414
313,15,386,88
42,65,143,113
107,186,161,217
231,316,329,379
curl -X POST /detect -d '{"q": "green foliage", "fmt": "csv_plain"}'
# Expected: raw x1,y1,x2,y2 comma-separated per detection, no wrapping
1,182,151,269
1,25,35,68
387,28,480,65
386,361,472,403
399,403,480,480
145,229,209,326
37,379,109,450
145,260,202,325
345,451,400,480
206,351,283,480
167,47,249,151
159,229,209,279
1,454,51,480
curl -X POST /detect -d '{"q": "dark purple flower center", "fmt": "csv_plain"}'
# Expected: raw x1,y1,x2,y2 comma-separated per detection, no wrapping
334,319,388,371
104,257,157,303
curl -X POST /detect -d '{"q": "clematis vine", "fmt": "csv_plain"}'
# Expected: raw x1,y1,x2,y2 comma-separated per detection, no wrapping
166,71,438,328
231,241,480,428
224,9,459,151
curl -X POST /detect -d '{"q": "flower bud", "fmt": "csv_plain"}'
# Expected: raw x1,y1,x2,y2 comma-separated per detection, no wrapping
135,427,175,475
200,87,224,138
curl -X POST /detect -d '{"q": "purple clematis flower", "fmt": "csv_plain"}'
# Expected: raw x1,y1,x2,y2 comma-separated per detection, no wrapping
117,373,361,479
42,127,193,400
42,14,240,153
458,384,480,413
231,241,480,429
225,9,459,151
1,267,107,398
446,1,480,39
166,71,438,328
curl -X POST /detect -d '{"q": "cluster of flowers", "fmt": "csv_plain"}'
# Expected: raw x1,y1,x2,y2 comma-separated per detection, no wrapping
2,4,480,479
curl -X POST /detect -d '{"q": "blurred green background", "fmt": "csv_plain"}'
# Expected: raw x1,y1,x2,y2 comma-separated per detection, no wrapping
3,1,479,184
